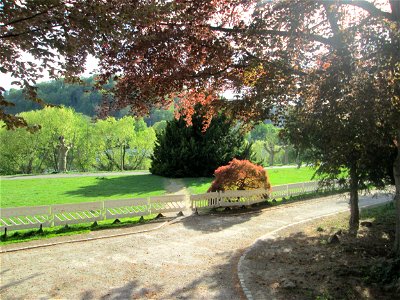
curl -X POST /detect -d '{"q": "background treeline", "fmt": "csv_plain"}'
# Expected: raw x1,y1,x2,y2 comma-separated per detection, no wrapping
247,123,298,167
1,78,299,175
3,77,174,126
0,107,156,174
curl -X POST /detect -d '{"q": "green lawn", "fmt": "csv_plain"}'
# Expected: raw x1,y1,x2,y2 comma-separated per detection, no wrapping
0,167,318,208
182,177,214,194
0,214,157,245
267,167,317,186
183,167,317,194
0,174,166,208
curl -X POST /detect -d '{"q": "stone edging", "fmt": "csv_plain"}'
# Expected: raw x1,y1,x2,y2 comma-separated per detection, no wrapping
236,209,345,300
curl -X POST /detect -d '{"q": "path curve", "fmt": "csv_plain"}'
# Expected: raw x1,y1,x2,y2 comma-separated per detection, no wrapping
0,192,392,299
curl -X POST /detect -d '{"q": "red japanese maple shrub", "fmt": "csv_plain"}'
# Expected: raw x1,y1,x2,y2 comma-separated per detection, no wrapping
208,159,271,192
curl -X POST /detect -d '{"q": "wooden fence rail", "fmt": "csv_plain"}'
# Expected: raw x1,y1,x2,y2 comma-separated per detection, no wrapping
0,195,187,232
0,181,335,232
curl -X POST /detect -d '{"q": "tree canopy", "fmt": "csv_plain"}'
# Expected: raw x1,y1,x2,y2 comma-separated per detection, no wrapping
150,105,246,178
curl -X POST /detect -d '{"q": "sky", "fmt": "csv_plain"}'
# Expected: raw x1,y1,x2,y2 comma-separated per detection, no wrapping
0,54,99,91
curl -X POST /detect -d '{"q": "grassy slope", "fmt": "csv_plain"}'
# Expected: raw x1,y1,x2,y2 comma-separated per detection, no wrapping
1,167,317,208
183,167,317,194
1,174,165,207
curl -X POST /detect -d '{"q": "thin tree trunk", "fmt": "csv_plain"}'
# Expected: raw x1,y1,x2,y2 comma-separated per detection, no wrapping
37,148,49,172
104,151,118,170
265,144,281,166
296,150,302,168
132,150,149,170
121,145,126,171
25,157,33,174
349,166,360,237
393,130,400,255
58,147,70,172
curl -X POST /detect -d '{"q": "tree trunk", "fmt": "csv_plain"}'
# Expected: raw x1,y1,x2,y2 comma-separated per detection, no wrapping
265,144,281,166
393,130,400,255
25,158,33,174
105,151,118,171
121,145,126,171
57,136,71,173
349,166,360,237
296,150,302,168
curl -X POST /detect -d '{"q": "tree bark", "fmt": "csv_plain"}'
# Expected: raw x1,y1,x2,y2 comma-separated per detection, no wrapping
349,165,360,236
57,136,71,173
264,144,281,166
393,130,400,255
121,145,126,171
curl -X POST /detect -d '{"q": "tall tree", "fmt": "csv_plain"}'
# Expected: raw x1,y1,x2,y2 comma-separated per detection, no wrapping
284,62,397,235
249,123,284,166
150,104,246,177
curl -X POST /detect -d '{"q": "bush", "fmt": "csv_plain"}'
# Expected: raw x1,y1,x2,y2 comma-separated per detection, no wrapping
208,159,271,192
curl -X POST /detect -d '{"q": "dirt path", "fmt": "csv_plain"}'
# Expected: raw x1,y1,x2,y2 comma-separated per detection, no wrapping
0,192,392,300
164,178,191,215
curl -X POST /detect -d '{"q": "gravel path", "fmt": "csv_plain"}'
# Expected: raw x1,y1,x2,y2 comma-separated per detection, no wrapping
0,192,392,300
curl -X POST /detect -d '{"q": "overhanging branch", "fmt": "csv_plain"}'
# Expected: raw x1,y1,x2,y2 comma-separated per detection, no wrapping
209,25,336,47
320,0,396,21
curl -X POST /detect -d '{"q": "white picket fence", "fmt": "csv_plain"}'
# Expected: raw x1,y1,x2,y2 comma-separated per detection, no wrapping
190,181,331,209
0,195,186,232
191,188,269,209
0,181,334,232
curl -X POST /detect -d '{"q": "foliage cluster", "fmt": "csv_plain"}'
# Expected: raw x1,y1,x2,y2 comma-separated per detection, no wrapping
150,105,247,177
208,159,271,192
0,107,156,174
248,122,297,166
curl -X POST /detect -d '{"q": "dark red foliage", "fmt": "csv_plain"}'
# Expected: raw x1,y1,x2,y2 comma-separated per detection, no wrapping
208,158,271,192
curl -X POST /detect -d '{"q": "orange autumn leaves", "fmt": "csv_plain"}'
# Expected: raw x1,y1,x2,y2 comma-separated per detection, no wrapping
208,158,271,192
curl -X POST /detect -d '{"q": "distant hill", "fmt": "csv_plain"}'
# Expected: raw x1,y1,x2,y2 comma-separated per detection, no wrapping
3,76,109,117
3,76,174,125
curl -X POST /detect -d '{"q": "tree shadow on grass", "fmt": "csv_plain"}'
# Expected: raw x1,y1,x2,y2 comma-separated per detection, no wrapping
182,177,213,193
64,174,165,198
